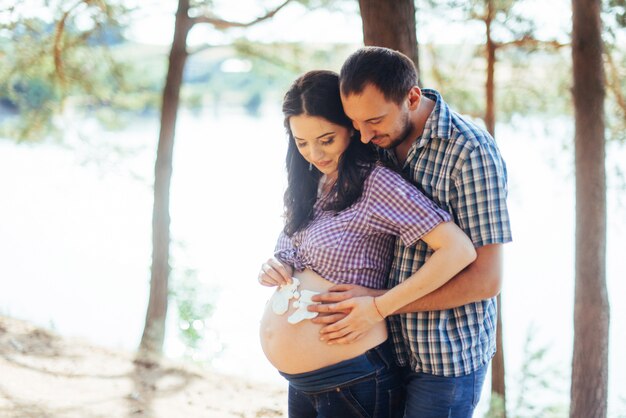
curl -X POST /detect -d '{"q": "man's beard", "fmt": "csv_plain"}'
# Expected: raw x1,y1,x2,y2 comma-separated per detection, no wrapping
384,113,414,150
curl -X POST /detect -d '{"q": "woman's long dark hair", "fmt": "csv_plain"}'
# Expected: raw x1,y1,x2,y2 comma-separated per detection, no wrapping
282,70,378,236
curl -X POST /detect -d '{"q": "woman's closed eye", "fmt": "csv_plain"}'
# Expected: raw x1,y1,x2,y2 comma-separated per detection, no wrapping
321,136,335,145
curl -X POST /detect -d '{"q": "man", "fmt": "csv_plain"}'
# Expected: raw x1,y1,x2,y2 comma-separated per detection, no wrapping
309,47,512,417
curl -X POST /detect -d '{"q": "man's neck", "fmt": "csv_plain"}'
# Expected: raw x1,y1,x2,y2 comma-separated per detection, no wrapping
394,95,436,165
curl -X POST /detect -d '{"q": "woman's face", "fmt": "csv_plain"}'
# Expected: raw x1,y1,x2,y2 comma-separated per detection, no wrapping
289,115,351,179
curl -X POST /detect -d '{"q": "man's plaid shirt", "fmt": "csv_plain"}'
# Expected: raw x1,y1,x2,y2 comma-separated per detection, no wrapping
382,89,513,377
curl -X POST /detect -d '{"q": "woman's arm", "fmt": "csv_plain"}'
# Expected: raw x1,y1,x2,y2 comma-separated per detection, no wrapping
317,221,476,344
374,222,476,317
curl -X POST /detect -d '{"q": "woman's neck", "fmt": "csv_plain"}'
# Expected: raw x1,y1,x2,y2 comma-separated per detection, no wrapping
318,173,337,198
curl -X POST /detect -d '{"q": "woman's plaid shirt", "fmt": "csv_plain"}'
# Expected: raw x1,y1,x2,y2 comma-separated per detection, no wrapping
382,89,513,377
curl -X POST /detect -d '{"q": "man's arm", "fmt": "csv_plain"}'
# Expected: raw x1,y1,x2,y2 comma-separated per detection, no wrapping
310,243,502,321
394,243,502,313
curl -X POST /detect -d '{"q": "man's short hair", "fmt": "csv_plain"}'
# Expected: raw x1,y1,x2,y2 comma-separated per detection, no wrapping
339,46,418,105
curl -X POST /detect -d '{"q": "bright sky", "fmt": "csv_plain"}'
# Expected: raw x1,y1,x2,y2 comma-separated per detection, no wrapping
126,0,573,47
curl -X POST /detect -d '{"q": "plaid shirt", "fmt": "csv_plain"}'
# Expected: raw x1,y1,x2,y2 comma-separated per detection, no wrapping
383,89,513,377
275,165,451,289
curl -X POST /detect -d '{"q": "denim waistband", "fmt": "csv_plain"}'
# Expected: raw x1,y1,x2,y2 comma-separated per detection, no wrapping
279,340,395,393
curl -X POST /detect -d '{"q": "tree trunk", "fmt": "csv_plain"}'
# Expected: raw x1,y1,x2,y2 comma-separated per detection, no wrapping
357,0,421,85
570,0,609,416
485,2,496,136
139,0,192,356
484,2,506,416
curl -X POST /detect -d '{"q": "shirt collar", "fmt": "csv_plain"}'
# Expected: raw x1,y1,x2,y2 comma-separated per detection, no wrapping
419,89,453,147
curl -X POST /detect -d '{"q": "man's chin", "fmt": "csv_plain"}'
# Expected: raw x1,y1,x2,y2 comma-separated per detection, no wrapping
372,137,392,149
375,139,401,150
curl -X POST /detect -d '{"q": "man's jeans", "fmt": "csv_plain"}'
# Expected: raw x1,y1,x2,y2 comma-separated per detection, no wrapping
403,363,488,418
281,341,405,417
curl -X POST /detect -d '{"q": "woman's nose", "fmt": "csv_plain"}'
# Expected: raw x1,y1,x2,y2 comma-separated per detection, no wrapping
310,144,324,161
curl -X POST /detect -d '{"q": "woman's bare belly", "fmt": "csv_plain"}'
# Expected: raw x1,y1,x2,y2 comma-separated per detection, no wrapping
259,269,388,374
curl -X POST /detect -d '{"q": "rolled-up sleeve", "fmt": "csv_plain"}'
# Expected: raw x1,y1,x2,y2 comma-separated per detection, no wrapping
274,231,294,263
273,231,306,271
368,167,451,246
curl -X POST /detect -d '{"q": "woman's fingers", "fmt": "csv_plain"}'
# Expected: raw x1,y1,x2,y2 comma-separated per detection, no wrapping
266,257,292,284
258,259,289,287
258,267,279,286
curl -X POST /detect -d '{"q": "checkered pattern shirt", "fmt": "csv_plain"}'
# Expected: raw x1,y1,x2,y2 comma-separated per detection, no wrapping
275,165,451,289
383,89,512,377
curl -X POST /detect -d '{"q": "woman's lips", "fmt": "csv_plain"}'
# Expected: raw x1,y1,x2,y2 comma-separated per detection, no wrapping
315,161,331,168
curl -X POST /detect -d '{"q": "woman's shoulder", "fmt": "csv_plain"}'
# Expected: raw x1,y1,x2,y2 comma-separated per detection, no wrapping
365,163,406,188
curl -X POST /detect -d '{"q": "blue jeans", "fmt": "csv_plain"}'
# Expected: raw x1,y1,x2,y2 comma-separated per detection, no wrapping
281,341,405,417
403,363,488,418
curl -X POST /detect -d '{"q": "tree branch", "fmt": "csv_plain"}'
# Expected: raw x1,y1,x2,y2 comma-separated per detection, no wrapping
604,50,626,120
190,0,291,29
497,35,568,50
53,0,97,88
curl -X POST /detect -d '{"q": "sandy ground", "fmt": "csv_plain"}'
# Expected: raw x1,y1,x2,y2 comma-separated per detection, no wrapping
0,316,288,418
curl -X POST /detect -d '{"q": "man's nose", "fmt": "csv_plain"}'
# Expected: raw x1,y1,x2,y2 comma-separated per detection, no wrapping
359,125,375,144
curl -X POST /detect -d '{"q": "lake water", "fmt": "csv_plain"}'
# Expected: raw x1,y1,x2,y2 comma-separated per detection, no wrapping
1,108,624,416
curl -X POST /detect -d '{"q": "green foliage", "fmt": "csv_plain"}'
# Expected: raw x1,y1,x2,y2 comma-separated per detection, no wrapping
509,324,569,418
485,393,506,418
605,0,626,28
170,264,216,354
0,1,157,140
421,43,572,122
422,0,537,41
482,324,570,418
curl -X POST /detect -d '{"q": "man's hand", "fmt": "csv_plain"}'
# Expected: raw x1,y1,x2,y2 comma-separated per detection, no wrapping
308,284,386,328
314,296,385,344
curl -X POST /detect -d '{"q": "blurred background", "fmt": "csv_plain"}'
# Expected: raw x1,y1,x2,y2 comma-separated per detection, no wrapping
1,0,625,416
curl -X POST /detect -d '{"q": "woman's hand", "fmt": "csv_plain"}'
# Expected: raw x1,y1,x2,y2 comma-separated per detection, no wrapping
318,296,385,344
257,257,293,287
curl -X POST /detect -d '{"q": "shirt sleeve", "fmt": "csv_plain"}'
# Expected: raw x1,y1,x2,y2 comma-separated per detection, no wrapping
367,167,452,246
273,231,297,267
452,142,513,247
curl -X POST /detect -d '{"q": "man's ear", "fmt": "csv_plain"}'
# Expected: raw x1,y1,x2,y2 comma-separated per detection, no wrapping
407,86,421,110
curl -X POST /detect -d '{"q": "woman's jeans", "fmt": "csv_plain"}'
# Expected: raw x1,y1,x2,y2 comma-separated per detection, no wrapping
403,363,488,418
280,340,405,418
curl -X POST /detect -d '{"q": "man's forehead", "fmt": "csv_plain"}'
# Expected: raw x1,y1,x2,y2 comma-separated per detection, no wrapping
341,83,385,100
341,86,390,119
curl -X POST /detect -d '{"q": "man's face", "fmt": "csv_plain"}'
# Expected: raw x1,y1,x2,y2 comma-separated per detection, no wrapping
340,83,414,150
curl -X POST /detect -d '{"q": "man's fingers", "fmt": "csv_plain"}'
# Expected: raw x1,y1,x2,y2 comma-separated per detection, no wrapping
308,303,336,313
319,314,353,334
327,284,354,292
310,313,346,325
309,300,352,314
311,292,353,303
311,284,355,303
327,332,362,345
320,326,351,342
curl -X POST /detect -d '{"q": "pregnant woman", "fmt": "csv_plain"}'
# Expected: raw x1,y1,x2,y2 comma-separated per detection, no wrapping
258,70,477,418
